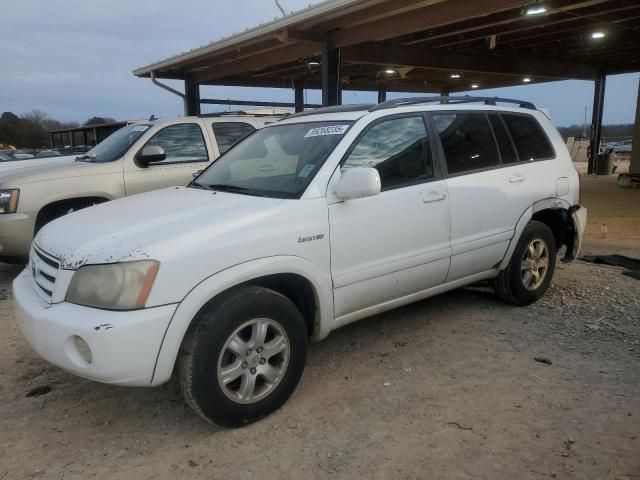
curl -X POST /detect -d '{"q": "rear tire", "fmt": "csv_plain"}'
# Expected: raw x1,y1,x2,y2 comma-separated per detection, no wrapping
178,286,307,427
493,220,556,306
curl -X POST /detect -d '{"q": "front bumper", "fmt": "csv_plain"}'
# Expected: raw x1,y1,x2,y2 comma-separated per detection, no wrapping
12,270,177,386
0,212,36,261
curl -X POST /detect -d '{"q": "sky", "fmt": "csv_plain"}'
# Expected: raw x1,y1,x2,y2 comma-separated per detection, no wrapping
1,0,638,128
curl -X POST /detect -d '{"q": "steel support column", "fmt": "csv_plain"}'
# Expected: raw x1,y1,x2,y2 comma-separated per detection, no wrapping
322,39,341,106
588,73,606,174
294,83,305,113
630,78,640,175
185,79,201,116
377,86,387,103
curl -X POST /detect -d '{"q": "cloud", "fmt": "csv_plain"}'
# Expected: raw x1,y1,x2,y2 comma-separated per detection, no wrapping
1,0,638,126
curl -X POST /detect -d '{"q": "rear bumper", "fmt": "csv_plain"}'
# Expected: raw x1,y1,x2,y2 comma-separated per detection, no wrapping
563,205,587,262
0,212,35,262
12,270,177,386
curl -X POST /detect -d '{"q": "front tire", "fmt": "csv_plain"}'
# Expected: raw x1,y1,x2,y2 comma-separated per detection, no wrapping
493,220,557,306
178,286,307,427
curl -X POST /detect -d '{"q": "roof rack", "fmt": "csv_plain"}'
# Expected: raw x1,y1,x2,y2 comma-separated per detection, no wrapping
370,96,536,111
287,104,375,119
199,110,286,118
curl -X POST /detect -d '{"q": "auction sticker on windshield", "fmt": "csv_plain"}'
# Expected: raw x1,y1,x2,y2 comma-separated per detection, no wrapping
304,125,350,138
131,125,150,132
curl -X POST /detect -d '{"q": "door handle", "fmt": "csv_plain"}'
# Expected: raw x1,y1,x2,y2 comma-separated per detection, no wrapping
509,173,526,183
258,164,276,172
423,191,447,203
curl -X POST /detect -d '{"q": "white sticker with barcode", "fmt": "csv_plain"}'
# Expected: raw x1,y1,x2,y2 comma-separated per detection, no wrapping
131,125,150,132
304,125,349,138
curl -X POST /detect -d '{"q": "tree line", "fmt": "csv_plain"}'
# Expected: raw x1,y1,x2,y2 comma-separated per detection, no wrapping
557,123,634,140
0,111,116,149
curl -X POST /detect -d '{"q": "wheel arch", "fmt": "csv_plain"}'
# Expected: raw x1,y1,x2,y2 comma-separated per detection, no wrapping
35,196,111,233
498,198,576,271
150,256,334,386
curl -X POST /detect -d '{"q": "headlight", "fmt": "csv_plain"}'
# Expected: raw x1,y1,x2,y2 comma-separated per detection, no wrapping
66,260,159,310
0,189,19,214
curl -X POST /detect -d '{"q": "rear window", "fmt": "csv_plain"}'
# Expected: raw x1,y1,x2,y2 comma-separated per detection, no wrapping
211,122,256,155
433,113,499,175
502,114,554,161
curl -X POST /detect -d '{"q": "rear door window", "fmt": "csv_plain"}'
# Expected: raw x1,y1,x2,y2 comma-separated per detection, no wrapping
501,114,554,161
211,122,256,155
432,113,499,175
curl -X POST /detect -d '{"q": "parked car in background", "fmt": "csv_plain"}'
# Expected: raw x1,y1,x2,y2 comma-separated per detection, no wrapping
610,140,632,154
35,150,61,158
0,114,280,262
13,97,586,427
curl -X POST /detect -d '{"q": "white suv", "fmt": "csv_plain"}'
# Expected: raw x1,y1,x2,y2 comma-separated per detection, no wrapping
13,97,586,427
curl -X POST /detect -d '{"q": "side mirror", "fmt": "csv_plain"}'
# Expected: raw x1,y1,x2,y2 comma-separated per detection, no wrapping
336,167,381,200
137,145,166,167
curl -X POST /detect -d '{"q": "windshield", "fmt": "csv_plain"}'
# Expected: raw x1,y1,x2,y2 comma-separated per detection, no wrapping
194,121,352,198
77,124,151,163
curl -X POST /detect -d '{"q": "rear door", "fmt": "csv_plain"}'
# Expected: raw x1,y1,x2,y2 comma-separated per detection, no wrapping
329,114,451,319
123,121,212,195
431,112,533,281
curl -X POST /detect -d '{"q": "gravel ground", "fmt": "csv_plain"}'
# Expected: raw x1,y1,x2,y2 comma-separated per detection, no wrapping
0,258,638,480
0,171,639,479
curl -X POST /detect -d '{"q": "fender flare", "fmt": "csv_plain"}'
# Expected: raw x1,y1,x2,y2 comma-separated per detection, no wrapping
150,256,334,386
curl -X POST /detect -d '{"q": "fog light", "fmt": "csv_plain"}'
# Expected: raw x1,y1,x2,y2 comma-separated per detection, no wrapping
73,335,93,364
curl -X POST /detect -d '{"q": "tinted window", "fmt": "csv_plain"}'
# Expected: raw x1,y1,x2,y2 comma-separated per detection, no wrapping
195,121,350,198
343,116,433,190
144,123,208,163
433,113,499,174
502,114,554,161
488,114,518,164
212,122,256,155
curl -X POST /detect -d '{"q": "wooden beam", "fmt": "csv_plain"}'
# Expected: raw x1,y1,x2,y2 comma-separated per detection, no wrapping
193,42,319,83
330,0,523,48
342,42,597,80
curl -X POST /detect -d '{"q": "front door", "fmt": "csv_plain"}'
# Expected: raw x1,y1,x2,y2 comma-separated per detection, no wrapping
124,122,212,196
328,115,451,319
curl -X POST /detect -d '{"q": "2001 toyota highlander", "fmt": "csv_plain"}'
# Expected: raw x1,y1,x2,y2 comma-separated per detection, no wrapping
13,97,587,427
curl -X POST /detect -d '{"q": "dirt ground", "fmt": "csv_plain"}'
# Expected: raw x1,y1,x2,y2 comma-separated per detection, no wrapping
0,169,638,480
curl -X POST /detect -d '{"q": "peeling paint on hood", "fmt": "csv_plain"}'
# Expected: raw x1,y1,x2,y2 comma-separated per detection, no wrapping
35,186,284,269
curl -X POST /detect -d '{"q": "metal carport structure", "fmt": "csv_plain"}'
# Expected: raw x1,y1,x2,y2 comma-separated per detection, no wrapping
133,0,640,174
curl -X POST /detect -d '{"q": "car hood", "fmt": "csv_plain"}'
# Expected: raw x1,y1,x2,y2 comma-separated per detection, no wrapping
35,186,285,269
0,157,116,186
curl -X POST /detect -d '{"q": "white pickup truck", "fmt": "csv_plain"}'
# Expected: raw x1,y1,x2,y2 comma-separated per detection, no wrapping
0,114,278,262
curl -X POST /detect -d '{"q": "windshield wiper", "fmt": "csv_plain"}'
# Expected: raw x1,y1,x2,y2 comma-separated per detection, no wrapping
207,184,267,197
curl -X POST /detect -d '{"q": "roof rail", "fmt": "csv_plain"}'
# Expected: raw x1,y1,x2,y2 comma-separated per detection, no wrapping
199,110,286,118
370,96,536,111
287,104,375,119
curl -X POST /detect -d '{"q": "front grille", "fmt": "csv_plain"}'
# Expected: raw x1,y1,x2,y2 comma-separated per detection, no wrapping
30,246,60,302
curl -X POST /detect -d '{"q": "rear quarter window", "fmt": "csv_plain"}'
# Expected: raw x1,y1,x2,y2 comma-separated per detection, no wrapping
501,114,555,162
